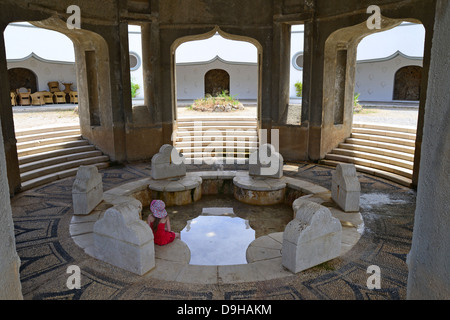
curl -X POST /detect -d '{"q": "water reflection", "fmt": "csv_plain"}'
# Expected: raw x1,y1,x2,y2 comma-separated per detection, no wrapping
180,207,256,266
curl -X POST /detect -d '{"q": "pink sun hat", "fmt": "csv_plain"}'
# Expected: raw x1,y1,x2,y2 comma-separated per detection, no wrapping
150,200,167,218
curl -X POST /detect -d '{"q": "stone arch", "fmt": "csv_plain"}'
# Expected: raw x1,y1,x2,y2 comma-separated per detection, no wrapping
30,16,111,129
171,26,262,120
320,17,418,156
2,15,113,194
393,65,423,101
7,67,38,93
204,69,230,96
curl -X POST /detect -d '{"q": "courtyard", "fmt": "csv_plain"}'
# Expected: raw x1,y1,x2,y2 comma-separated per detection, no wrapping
1,0,448,303
7,102,418,300
12,101,419,130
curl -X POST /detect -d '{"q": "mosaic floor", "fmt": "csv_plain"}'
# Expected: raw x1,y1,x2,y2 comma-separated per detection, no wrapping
10,161,416,300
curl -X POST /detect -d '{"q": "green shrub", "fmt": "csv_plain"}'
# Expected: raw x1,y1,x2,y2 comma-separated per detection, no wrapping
131,81,140,98
353,93,363,113
294,81,302,97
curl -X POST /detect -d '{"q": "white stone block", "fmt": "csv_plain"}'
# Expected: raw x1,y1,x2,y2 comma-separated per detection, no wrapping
93,198,155,275
151,144,186,180
282,199,342,273
331,163,361,212
72,165,103,215
249,143,284,178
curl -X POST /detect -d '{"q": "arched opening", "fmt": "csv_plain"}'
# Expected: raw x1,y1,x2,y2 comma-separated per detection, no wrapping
393,65,423,101
321,19,426,188
204,69,230,96
173,28,260,118
3,17,112,192
171,27,261,164
7,67,38,94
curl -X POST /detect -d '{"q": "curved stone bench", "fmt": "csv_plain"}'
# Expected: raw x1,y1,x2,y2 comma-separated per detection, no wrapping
148,175,202,206
69,170,363,283
233,175,287,205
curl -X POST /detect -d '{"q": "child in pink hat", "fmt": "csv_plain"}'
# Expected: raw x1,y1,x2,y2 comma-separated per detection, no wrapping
147,200,179,245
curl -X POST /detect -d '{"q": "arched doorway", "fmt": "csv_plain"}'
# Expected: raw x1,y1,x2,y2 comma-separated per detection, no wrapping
204,69,230,96
320,19,426,189
393,65,422,101
8,67,38,93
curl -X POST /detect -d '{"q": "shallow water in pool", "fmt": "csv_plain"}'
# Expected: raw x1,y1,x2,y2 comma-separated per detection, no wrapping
141,194,293,265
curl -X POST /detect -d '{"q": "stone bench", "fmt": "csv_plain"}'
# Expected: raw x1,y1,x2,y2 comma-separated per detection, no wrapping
148,175,202,206
70,169,363,281
282,198,342,273
233,175,287,205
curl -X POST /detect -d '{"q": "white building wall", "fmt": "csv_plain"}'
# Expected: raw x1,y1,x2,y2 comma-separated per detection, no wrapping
175,57,258,100
354,52,423,102
7,54,77,92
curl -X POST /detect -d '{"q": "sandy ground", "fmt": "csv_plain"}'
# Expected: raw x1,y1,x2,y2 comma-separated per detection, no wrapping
13,107,80,131
11,103,419,131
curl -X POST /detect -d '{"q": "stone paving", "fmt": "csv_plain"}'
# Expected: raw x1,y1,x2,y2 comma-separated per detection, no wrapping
10,161,416,300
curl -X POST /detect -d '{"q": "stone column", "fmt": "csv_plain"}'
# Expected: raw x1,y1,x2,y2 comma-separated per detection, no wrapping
407,0,450,299
411,17,435,188
0,26,21,195
302,19,325,160
0,98,23,299
271,22,291,125
141,22,160,124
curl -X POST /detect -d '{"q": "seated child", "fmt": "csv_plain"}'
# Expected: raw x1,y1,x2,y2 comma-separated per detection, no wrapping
147,200,179,246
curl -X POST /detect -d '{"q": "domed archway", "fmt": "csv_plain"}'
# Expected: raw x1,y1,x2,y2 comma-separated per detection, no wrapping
393,65,422,101
204,68,230,97
7,67,38,93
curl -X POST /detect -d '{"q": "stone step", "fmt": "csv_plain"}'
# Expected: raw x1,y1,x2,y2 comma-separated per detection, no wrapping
324,153,412,178
17,140,91,157
177,146,257,154
351,127,416,141
175,118,258,162
175,140,259,148
177,123,256,132
17,135,84,151
177,116,257,121
320,159,412,187
19,150,104,173
20,162,109,192
16,129,81,143
176,120,257,127
181,151,252,158
14,124,80,137
182,157,250,164
331,148,413,170
175,130,257,137
344,138,415,155
353,122,416,134
350,132,416,147
18,145,97,165
338,142,414,162
20,155,110,182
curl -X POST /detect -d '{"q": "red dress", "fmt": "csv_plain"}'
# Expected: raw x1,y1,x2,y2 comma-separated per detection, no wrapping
150,222,176,246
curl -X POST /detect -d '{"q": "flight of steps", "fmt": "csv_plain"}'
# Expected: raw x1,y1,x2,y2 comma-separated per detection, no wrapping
16,124,110,191
174,116,258,163
320,122,416,187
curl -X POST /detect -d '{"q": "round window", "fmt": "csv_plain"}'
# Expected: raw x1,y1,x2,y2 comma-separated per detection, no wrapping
129,52,141,71
292,52,303,70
